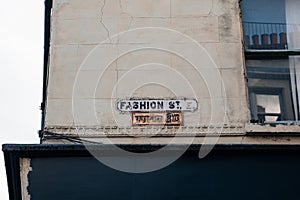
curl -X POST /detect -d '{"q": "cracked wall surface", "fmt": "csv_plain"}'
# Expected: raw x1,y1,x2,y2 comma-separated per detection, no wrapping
45,0,249,134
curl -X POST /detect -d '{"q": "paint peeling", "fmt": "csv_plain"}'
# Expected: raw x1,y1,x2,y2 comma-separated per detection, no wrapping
20,158,32,200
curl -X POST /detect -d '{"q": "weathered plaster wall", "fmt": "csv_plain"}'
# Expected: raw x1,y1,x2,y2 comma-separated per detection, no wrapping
45,0,249,136
20,158,32,200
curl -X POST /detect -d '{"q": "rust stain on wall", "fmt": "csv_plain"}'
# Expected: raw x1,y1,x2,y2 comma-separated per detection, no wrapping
132,112,183,126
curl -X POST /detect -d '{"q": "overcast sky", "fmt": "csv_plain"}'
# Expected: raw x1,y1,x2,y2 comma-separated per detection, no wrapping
0,1,43,199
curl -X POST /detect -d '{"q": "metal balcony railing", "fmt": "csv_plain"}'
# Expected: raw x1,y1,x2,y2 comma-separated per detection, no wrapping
243,22,289,50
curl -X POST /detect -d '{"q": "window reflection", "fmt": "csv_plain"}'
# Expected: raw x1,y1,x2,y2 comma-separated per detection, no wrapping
256,94,281,122
242,0,300,123
247,58,296,122
241,0,300,51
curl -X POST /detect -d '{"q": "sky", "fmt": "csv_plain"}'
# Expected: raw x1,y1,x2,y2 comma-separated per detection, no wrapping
0,1,44,199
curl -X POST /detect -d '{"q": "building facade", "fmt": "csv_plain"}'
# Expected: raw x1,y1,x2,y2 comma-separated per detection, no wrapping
42,0,300,144
3,0,300,199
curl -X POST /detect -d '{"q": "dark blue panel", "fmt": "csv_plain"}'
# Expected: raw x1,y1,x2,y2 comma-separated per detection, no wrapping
28,150,300,200
242,0,286,23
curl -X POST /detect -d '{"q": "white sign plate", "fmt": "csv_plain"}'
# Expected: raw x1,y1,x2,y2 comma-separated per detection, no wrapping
117,99,198,112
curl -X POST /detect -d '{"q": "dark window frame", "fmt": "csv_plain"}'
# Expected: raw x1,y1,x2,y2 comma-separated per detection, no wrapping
245,55,298,123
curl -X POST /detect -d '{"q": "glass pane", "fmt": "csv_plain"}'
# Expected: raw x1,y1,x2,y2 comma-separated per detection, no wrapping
286,0,300,50
256,94,281,113
247,58,297,121
241,0,287,50
289,56,300,120
256,94,281,122
242,0,300,51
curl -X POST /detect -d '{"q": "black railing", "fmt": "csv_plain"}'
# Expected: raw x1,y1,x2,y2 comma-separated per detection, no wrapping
243,22,288,50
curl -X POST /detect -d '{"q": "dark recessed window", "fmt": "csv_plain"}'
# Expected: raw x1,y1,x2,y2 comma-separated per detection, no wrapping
247,58,296,122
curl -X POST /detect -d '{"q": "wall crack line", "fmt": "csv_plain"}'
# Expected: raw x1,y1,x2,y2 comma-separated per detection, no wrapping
100,0,111,42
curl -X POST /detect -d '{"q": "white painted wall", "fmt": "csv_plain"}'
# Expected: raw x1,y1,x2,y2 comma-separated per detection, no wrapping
45,0,249,136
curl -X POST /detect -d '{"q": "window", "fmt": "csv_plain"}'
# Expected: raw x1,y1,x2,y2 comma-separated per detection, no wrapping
247,58,295,122
241,0,300,123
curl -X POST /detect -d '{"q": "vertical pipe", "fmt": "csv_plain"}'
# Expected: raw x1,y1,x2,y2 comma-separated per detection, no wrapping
40,0,53,142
